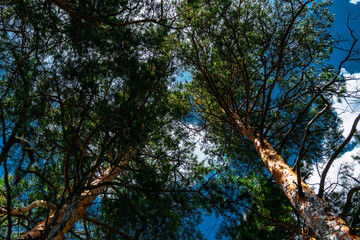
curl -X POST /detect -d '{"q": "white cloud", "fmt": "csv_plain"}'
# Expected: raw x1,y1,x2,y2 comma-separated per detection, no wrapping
349,0,360,4
308,69,360,192
335,68,360,136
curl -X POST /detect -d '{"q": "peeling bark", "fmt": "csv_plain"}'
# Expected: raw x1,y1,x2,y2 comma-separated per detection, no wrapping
231,113,360,239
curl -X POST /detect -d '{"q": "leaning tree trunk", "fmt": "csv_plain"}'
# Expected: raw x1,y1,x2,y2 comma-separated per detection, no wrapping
19,157,130,240
231,112,359,239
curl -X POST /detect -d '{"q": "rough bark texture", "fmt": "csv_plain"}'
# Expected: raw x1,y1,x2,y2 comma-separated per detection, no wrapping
19,158,129,240
233,115,359,240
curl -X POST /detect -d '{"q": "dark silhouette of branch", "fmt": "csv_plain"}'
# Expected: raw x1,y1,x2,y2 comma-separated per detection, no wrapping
83,216,134,240
319,113,360,198
3,160,12,240
351,203,360,233
294,104,329,197
342,185,360,219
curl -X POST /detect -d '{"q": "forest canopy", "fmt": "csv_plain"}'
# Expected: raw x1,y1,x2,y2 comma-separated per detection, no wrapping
0,0,360,239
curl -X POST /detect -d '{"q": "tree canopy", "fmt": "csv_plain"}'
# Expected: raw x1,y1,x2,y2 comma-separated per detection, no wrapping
1,0,360,239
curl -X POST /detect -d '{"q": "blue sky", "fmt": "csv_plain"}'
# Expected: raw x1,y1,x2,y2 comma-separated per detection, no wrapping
306,0,360,211
0,1,359,239
329,0,360,73
200,1,360,239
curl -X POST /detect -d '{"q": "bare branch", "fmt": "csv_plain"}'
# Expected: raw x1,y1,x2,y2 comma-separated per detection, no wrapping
83,216,134,240
319,114,360,198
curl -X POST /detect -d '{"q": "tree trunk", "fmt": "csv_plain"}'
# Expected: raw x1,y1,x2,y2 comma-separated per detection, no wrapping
232,113,359,239
19,159,129,240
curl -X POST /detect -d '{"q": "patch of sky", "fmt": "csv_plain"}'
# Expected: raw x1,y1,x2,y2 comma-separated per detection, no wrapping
328,0,360,73
302,0,360,190
188,126,223,239
308,69,360,191
200,212,222,240
175,71,192,84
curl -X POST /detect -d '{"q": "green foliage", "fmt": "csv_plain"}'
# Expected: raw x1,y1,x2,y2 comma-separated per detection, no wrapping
1,0,359,239
0,0,206,238
175,0,357,238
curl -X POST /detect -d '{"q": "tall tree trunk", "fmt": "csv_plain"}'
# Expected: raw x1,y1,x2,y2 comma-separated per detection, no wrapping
19,159,129,240
231,113,359,239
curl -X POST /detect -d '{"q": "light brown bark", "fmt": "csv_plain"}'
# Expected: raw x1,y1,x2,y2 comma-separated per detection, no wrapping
231,113,359,239
0,200,55,217
19,157,130,240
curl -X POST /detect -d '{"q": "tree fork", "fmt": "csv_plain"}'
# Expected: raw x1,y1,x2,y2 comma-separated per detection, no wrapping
18,154,132,240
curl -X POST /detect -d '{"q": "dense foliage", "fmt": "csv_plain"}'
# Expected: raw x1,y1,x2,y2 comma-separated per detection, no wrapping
0,0,360,239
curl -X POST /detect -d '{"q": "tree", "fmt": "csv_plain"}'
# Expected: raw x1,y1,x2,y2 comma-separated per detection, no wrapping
2,0,360,239
0,0,206,239
177,0,360,239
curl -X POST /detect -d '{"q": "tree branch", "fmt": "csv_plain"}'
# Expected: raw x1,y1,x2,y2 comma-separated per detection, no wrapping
0,200,55,216
318,113,360,198
83,216,134,240
342,185,360,219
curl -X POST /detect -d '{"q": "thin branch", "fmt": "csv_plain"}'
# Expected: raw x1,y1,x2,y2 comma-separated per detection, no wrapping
83,216,133,240
3,160,12,240
294,104,329,197
350,203,360,232
83,220,90,240
318,113,360,198
342,185,360,219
